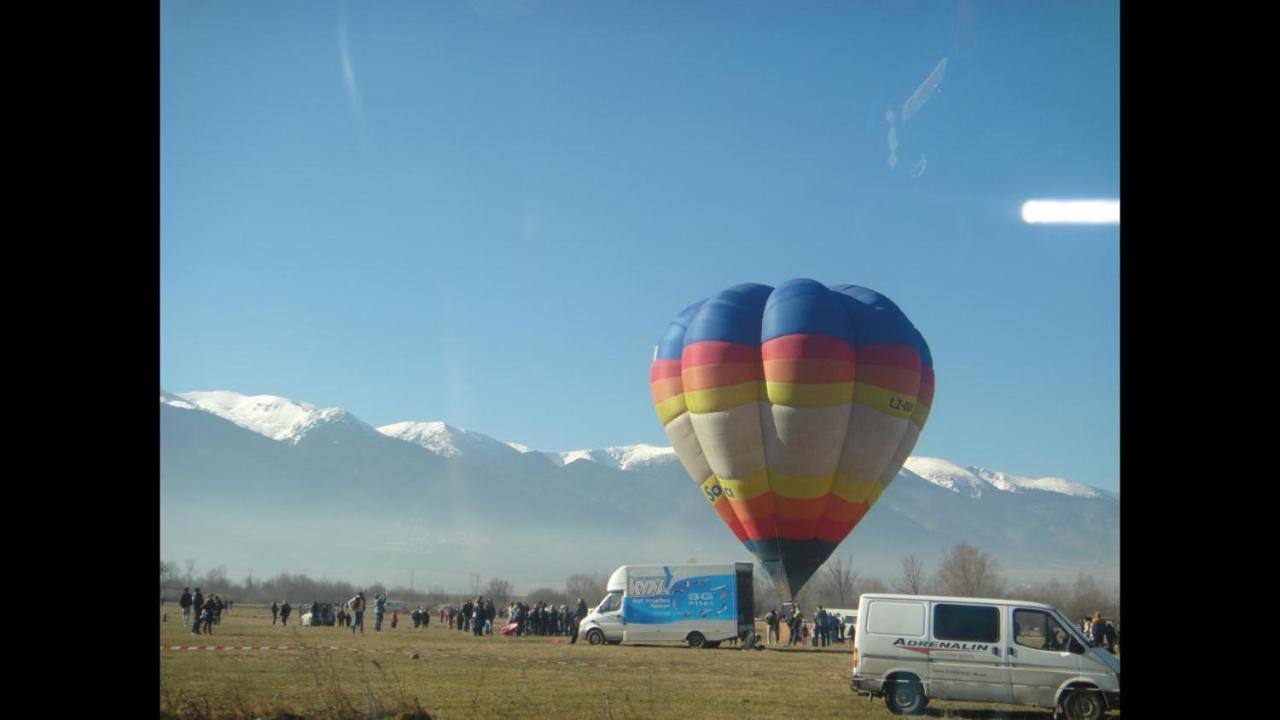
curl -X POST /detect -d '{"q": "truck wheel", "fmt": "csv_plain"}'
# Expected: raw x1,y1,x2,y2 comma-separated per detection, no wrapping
687,632,706,649
884,679,927,715
586,629,605,646
1061,688,1103,720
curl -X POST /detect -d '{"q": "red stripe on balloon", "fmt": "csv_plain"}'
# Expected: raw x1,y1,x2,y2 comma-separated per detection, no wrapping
650,360,683,382
761,334,855,362
856,344,922,371
681,341,760,367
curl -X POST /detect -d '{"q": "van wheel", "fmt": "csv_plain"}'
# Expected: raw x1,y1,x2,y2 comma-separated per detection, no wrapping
687,632,706,649
1061,688,1103,720
586,629,605,646
885,679,927,715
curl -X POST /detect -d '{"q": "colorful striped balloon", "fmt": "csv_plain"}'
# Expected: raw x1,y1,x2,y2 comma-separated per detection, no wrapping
650,280,934,600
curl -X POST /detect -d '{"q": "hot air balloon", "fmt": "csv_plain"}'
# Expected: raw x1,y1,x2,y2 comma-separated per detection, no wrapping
650,280,934,600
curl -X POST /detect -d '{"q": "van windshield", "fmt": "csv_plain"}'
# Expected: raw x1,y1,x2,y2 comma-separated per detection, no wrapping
596,592,622,614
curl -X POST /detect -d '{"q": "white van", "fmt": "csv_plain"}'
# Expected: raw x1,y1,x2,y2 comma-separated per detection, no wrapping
851,593,1119,719
578,563,755,648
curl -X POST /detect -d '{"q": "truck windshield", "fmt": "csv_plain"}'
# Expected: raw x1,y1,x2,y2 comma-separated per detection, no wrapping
596,592,621,614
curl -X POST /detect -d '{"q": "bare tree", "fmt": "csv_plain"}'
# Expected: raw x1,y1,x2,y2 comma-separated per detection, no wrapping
753,570,784,617
854,577,889,596
822,556,859,608
935,541,1005,597
469,573,483,598
485,578,514,606
564,573,607,604
896,554,926,594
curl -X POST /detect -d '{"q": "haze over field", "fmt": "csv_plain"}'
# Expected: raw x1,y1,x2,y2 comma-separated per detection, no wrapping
161,390,1118,594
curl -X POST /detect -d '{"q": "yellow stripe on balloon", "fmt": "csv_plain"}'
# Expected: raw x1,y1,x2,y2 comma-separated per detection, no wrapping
715,467,771,501
762,469,835,500
831,472,883,504
911,401,932,429
697,474,729,505
852,383,918,420
764,381,855,408
683,381,763,414
655,394,688,425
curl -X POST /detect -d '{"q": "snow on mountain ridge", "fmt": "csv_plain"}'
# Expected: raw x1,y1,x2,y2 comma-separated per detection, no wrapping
176,390,376,443
902,457,984,498
160,388,196,410
378,421,519,459
968,466,1107,499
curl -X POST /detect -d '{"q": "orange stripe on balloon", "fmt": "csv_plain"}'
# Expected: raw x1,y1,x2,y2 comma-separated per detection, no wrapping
727,492,776,520
680,363,762,391
649,376,684,404
713,501,749,543
856,364,922,395
772,494,829,520
762,358,855,385
650,360,683,382
822,495,872,524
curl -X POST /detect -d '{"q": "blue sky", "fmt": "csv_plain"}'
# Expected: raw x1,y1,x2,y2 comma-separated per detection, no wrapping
161,1,1119,491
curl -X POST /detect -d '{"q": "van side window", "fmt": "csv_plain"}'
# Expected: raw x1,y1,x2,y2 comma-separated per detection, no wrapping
933,604,999,643
866,601,925,637
1013,609,1069,651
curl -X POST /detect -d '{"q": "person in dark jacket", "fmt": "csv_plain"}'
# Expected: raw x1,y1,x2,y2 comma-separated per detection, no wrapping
280,601,292,626
271,601,279,625
190,588,204,634
1089,612,1106,646
180,588,193,626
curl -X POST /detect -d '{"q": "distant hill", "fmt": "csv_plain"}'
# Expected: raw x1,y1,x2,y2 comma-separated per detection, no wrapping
160,389,1119,593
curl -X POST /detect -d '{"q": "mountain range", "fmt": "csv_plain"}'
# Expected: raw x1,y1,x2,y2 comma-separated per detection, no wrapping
160,390,1119,594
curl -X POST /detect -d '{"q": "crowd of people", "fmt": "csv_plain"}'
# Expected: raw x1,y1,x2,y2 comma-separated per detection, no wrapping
763,606,850,648
179,587,230,635
1081,612,1119,653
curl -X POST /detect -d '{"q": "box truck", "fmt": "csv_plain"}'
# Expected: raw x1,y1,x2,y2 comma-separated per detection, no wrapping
850,593,1119,719
578,562,754,648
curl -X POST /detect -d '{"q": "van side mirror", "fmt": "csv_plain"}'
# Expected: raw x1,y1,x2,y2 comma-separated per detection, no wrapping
1069,638,1085,654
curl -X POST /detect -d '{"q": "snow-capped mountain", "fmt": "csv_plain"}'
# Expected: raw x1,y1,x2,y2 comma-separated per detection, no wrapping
903,457,1112,500
378,421,523,460
174,390,379,444
161,388,1119,590
538,444,678,472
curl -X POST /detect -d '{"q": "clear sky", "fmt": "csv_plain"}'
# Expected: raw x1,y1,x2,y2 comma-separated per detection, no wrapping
161,1,1119,492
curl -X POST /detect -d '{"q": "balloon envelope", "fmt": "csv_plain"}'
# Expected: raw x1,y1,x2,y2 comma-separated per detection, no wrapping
650,280,934,600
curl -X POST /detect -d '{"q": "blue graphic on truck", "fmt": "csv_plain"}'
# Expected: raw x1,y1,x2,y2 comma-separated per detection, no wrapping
622,567,735,625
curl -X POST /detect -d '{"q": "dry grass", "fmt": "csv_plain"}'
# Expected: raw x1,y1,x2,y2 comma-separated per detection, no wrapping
159,605,1114,719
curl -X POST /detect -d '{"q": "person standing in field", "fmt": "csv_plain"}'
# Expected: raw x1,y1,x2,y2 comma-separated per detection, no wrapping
271,601,279,625
200,595,216,634
190,588,204,635
350,591,366,634
280,601,292,626
179,587,193,626
764,609,779,645
374,593,386,631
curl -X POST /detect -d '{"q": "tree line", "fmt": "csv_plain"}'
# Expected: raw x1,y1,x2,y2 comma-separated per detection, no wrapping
162,541,1118,621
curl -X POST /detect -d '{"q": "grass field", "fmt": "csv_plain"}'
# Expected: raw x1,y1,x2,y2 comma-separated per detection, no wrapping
159,605,1116,720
